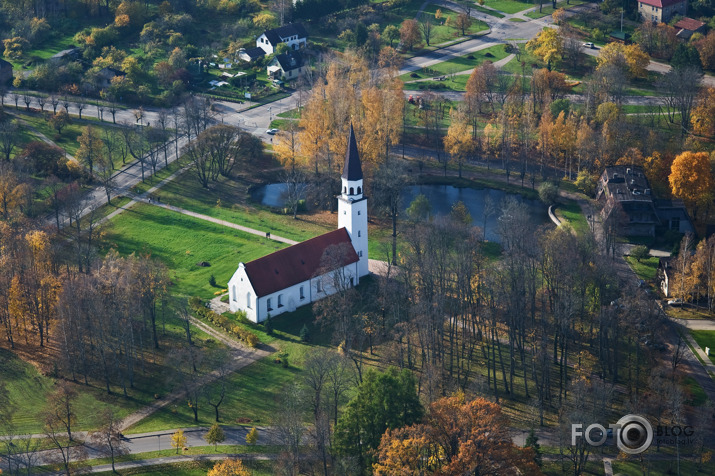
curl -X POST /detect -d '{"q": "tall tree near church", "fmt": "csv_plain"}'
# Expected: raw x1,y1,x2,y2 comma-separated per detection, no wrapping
275,121,301,172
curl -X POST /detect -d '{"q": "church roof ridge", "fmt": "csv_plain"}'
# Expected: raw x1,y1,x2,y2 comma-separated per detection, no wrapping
342,123,363,181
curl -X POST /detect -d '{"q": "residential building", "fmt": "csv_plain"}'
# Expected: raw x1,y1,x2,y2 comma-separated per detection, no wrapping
256,23,308,55
267,51,305,81
596,166,694,236
637,0,687,23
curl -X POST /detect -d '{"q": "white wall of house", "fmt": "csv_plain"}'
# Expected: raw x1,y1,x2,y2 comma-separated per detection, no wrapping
228,261,359,323
256,34,306,55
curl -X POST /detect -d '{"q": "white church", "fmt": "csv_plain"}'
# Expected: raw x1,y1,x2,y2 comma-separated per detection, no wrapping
228,125,369,323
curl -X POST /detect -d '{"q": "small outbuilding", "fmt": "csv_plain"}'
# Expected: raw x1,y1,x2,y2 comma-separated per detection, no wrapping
238,47,266,62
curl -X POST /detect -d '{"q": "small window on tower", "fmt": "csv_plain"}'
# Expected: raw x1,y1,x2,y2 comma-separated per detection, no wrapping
350,187,354,195
358,231,361,237
357,186,362,194
358,211,361,215
359,251,363,257
344,211,346,215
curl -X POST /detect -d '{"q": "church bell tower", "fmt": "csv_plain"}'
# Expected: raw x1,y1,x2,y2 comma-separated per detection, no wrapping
338,124,369,277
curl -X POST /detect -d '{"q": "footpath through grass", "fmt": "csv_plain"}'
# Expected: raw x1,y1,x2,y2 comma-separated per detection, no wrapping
401,44,510,82
103,202,287,298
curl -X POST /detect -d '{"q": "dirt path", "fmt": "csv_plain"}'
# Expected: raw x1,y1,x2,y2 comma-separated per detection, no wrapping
118,316,271,432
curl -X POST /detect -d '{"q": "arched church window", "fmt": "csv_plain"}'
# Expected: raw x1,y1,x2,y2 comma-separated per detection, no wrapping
232,286,237,302
357,186,362,194
246,292,252,308
343,186,346,193
358,230,361,237
350,187,354,195
278,294,283,308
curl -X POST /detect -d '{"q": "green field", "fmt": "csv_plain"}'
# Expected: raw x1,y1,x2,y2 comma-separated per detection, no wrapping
420,4,489,45
401,44,510,82
482,0,535,14
554,200,588,235
690,330,715,365
624,255,659,282
94,460,274,476
103,203,287,298
0,348,151,434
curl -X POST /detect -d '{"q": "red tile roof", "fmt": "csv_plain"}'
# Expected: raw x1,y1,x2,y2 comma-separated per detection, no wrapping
674,18,706,31
638,0,685,7
244,228,358,297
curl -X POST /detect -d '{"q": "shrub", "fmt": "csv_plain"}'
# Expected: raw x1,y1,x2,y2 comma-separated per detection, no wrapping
264,315,273,335
188,297,259,347
630,245,650,263
574,170,596,196
300,324,310,342
538,182,558,206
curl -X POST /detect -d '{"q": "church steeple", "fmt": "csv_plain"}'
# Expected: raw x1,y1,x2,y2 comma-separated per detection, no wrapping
342,123,363,181
337,124,368,278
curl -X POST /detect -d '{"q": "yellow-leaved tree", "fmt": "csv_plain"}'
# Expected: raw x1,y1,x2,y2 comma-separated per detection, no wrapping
597,43,650,79
207,459,250,476
443,107,474,178
669,151,714,219
170,429,187,454
691,87,715,138
526,27,563,70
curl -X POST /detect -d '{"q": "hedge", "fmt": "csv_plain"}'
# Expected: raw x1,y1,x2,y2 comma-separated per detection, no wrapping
188,297,259,348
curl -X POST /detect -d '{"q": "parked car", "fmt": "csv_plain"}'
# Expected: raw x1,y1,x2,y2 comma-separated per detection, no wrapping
266,128,278,135
667,298,684,306
583,42,595,49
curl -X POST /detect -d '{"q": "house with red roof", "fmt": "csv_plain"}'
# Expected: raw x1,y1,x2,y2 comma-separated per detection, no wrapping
637,0,687,23
673,17,706,39
228,125,369,323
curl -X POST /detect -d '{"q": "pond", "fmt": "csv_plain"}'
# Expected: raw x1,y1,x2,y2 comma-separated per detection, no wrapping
250,183,306,208
251,183,550,243
403,185,550,242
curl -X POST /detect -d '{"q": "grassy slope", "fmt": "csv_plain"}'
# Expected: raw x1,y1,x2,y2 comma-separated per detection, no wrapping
103,202,287,298
93,460,274,476
624,256,659,281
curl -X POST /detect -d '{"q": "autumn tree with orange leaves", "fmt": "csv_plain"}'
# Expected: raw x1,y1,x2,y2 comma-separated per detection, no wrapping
207,459,250,476
669,151,714,219
374,394,542,476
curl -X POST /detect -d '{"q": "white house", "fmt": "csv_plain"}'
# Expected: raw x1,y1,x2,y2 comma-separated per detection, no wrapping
267,51,305,81
228,125,369,323
256,23,308,55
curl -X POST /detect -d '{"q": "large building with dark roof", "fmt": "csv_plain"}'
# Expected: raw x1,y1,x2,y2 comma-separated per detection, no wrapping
596,165,694,237
228,125,368,322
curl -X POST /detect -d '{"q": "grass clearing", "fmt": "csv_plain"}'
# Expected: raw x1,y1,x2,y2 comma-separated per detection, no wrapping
482,0,534,14
690,330,715,365
682,375,708,406
624,256,659,282
554,200,588,235
400,44,510,82
473,4,505,17
93,460,274,476
0,347,161,435
103,202,287,299
666,306,714,320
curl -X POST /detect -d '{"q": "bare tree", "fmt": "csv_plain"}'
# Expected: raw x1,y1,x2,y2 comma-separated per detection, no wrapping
281,168,309,219
656,66,702,135
89,409,128,473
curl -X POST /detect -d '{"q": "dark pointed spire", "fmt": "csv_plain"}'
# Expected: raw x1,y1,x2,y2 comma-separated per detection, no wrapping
342,123,363,181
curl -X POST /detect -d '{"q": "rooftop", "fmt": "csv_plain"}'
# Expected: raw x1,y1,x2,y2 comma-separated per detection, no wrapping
674,18,706,31
243,228,358,297
638,0,686,7
600,166,653,203
263,23,309,46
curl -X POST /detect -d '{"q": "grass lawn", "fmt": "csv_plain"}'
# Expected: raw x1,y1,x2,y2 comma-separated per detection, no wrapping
682,375,708,406
473,4,505,17
0,347,157,435
421,4,489,46
93,460,274,476
554,200,588,235
524,0,588,19
400,44,510,82
624,256,659,282
690,330,715,365
666,306,714,320
483,0,535,14
611,459,713,476
103,202,287,299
